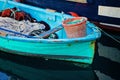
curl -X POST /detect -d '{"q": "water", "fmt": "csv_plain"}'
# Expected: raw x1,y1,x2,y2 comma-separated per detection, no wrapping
0,32,120,80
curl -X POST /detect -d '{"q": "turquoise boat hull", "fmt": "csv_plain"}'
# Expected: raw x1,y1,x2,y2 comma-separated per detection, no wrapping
0,0,101,64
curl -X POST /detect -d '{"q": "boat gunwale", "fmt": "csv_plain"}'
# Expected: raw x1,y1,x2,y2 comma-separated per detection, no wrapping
0,24,101,43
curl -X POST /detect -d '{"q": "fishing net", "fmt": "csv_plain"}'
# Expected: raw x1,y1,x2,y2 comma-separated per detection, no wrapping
0,17,45,37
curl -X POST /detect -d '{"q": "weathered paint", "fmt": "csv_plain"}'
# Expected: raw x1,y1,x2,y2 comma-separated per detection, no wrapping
0,38,95,64
0,0,101,64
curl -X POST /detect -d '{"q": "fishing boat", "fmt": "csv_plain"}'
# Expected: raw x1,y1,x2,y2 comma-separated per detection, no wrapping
0,0,101,65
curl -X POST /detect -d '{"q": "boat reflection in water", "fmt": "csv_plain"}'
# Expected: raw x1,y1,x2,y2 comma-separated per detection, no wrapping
0,52,98,80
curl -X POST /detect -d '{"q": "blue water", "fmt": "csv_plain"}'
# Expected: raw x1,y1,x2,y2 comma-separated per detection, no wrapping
0,32,120,80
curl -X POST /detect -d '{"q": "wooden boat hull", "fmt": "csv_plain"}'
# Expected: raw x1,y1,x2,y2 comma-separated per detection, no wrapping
0,37,95,64
0,0,101,64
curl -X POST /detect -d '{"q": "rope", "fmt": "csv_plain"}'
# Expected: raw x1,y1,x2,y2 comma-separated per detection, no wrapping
98,27,120,44
0,27,34,38
10,9,17,19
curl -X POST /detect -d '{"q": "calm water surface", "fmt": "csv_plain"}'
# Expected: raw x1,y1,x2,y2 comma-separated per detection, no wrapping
0,32,120,80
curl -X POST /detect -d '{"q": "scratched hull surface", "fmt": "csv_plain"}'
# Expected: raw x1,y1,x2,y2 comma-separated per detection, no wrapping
0,0,101,64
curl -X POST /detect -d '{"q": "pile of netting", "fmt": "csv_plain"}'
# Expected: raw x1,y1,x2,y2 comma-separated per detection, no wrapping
0,7,58,39
0,17,45,37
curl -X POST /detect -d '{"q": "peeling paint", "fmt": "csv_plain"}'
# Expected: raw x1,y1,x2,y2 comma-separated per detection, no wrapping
91,41,95,49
